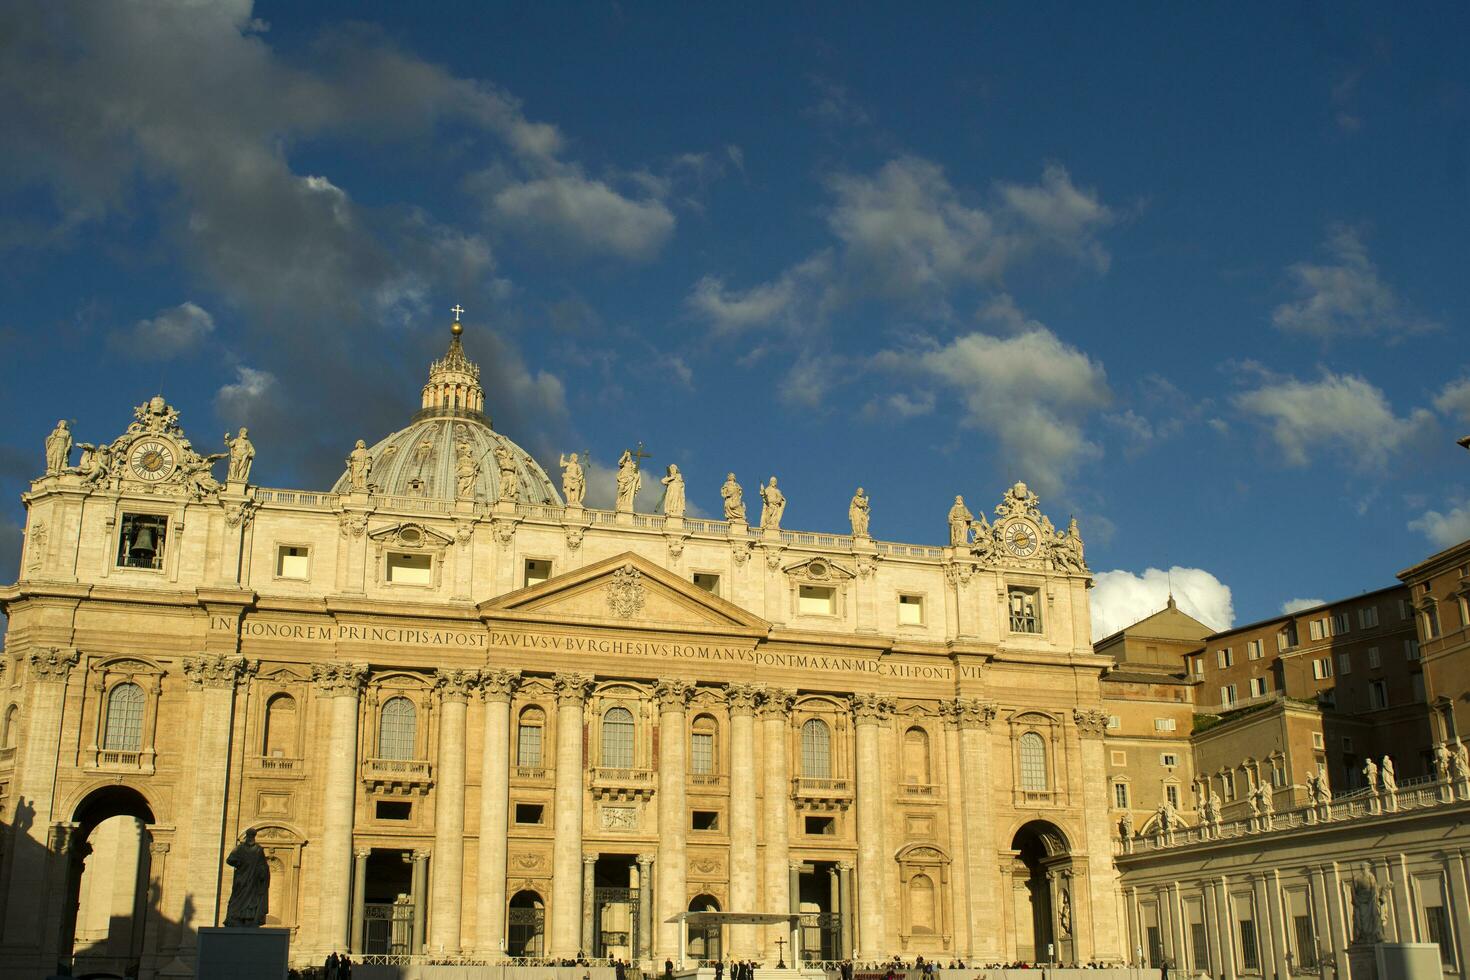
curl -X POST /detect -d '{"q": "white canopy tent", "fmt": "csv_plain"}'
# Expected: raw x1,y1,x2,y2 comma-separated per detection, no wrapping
663,912,803,968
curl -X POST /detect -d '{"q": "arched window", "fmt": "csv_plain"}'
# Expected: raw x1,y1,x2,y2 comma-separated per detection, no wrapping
688,894,722,960
909,874,936,933
690,715,718,775
1,704,17,749
263,693,297,758
378,697,417,760
903,726,931,784
601,707,635,769
517,706,545,768
508,890,546,957
1019,731,1048,790
801,718,832,779
103,683,145,751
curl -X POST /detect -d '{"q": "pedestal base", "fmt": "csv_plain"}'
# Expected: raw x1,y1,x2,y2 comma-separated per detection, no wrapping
196,926,290,980
1347,943,1378,980
1375,942,1443,980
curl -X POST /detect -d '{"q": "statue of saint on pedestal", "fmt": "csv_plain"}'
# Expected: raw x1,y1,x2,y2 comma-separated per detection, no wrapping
660,465,686,518
759,477,786,530
455,441,479,500
849,488,870,537
721,473,745,522
223,828,270,928
1350,863,1387,945
494,441,518,502
45,420,72,475
559,452,586,506
224,427,255,483
615,449,642,513
346,440,372,492
947,495,973,547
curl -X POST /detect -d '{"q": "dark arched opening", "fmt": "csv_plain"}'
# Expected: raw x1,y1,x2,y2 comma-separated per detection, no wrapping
687,894,721,964
1009,820,1072,965
65,785,158,976
508,890,546,957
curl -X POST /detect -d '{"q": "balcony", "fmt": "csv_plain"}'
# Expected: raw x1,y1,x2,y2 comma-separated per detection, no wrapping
690,773,728,790
362,757,433,793
252,756,304,776
589,766,656,801
90,748,154,774
513,765,552,783
791,776,853,811
898,782,941,803
0,746,15,768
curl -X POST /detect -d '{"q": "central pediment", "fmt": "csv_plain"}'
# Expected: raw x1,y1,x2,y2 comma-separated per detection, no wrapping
479,551,770,636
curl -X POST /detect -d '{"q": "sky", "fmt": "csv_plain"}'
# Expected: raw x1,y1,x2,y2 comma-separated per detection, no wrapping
1,1,1467,639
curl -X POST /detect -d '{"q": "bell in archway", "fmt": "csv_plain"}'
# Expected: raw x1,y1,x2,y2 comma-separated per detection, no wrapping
129,525,157,564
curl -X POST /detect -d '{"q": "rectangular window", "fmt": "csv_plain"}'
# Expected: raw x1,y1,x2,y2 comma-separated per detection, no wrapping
690,732,714,774
1398,598,1410,620
1217,647,1234,669
1359,606,1379,629
514,803,544,825
1312,732,1325,750
1405,638,1421,661
1113,782,1129,809
1221,684,1238,707
524,559,552,587
1369,681,1388,710
117,513,168,570
1332,612,1351,635
275,544,310,579
1426,906,1456,966
1278,622,1299,650
1249,676,1269,698
691,810,719,831
1165,784,1180,807
1413,673,1426,703
799,585,837,616
1161,753,1179,768
1008,587,1042,633
1312,658,1332,680
1190,656,1204,676
1154,718,1177,732
1337,653,1352,675
1107,716,1121,730
804,815,835,836
1425,603,1442,639
1367,647,1380,669
1342,736,1354,752
386,552,432,586
1239,919,1260,971
1293,915,1318,968
517,725,543,768
1146,926,1163,967
375,800,412,821
898,594,925,626
692,572,720,593
1247,639,1263,660
1310,619,1325,642
1191,922,1211,974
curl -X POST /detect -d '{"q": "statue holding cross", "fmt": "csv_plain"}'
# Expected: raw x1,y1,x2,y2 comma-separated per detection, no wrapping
615,443,650,514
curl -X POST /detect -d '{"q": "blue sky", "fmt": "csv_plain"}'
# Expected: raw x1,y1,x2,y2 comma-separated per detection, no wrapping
1,1,1467,637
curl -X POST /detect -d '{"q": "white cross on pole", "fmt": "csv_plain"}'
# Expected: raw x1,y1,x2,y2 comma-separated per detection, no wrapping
450,304,465,322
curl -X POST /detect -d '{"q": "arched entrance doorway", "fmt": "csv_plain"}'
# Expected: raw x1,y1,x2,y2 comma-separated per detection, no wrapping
687,895,721,964
1008,820,1074,965
508,889,546,957
63,785,159,976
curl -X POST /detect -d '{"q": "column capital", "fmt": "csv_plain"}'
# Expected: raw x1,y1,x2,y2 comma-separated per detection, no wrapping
479,668,521,703
412,848,432,862
654,678,694,712
312,662,369,697
554,671,594,705
354,848,372,860
27,646,78,683
953,698,997,730
583,853,599,866
852,692,895,724
837,861,854,872
758,687,795,718
1072,707,1109,738
789,861,805,872
637,852,656,866
435,667,480,703
726,682,762,717
182,653,255,690
149,840,171,857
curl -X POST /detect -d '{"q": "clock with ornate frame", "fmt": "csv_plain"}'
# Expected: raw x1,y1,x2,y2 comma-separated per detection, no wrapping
1003,520,1041,558
127,437,179,483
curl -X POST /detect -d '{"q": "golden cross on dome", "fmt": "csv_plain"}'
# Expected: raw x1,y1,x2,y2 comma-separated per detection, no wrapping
450,304,465,322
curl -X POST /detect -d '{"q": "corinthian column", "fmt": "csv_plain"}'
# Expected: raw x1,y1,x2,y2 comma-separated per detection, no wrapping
477,669,521,957
655,678,694,961
550,672,593,958
760,688,795,962
1073,707,1124,961
3,648,77,952
429,668,479,954
938,701,972,959
956,699,999,961
312,662,369,955
726,684,762,960
852,693,893,959
180,654,253,948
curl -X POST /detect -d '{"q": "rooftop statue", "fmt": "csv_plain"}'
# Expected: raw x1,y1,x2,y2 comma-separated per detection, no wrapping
456,440,480,501
849,487,870,537
346,440,373,492
44,420,72,475
759,476,786,531
494,440,518,501
225,427,255,483
560,452,586,506
615,448,642,514
661,464,686,518
721,473,746,522
947,495,973,546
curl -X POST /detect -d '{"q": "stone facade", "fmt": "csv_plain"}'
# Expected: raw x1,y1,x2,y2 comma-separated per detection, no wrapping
0,323,1121,976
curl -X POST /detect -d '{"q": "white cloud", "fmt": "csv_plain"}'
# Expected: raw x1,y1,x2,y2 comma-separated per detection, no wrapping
487,172,675,261
1434,378,1470,426
685,253,833,335
1090,566,1235,642
879,309,1110,495
863,390,935,421
112,301,216,357
1271,226,1436,339
1232,370,1434,468
215,366,281,427
1409,501,1470,549
1280,597,1325,615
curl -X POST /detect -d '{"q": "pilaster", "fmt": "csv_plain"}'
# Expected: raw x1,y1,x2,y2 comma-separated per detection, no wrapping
727,683,761,960
477,668,520,958
311,661,368,955
429,668,478,954
852,692,894,958
550,672,592,957
655,678,694,961
759,687,794,961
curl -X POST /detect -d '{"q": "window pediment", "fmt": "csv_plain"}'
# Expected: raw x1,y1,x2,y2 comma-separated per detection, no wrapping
368,522,453,550
782,557,856,584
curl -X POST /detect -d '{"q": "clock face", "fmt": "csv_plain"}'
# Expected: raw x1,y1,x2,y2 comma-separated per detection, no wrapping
129,439,177,482
1005,520,1040,558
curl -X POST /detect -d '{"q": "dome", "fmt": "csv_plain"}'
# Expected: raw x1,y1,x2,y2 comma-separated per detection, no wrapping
331,318,562,505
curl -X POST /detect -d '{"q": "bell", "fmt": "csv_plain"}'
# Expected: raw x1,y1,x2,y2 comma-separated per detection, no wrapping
129,526,156,562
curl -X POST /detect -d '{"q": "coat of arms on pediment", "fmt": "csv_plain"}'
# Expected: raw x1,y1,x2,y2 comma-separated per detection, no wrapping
366,522,454,550
606,564,646,619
